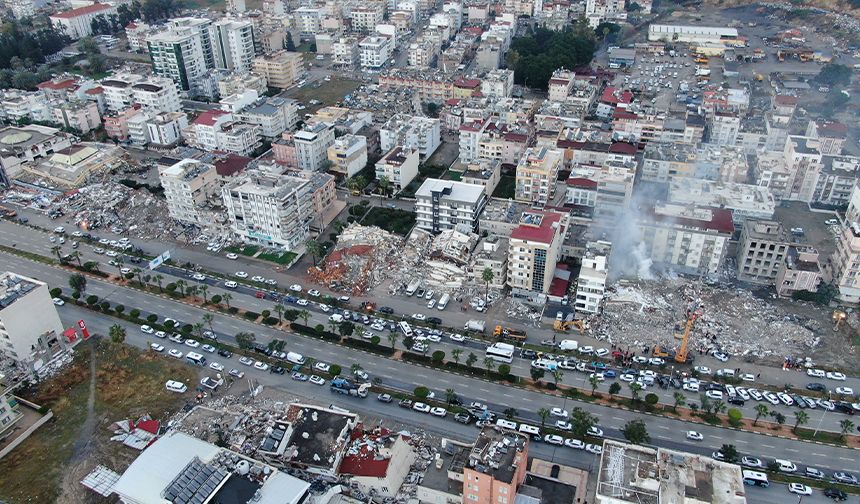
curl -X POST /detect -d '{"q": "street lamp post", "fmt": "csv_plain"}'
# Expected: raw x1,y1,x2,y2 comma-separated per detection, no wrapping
812,392,831,437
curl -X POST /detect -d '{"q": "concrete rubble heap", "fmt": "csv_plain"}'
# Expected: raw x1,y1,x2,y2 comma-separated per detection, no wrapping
593,278,820,362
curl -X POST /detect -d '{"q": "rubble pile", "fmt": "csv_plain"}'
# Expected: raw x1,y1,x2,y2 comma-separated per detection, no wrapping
593,279,820,362
505,298,542,324
52,182,184,240
309,223,404,295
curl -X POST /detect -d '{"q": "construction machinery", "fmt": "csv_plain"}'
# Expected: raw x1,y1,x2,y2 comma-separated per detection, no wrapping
833,310,847,332
553,319,586,333
330,376,369,398
493,325,527,342
674,302,702,364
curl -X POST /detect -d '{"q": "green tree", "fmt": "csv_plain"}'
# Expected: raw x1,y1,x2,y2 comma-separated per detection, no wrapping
445,388,456,404
793,410,808,433
506,26,597,89
285,31,296,51
753,404,769,426
235,332,256,349
498,364,511,377
305,238,325,265
432,350,445,363
377,175,391,196
673,391,686,412
551,369,563,387
346,175,366,194
449,347,462,364
537,407,550,426
193,322,204,339
588,374,600,396
719,444,739,464
621,419,650,444
339,321,355,337
222,292,233,309
298,309,310,326
414,386,430,399
481,267,494,304
155,274,163,292
816,63,852,86
609,382,621,399
175,279,186,297
645,393,659,407
387,331,398,349
199,284,209,302
109,323,126,344
503,407,518,420
628,382,643,402
569,407,597,438
840,419,855,440
274,303,285,323
530,367,545,384
350,363,363,375
483,357,496,375
466,352,478,367
202,313,214,333
727,408,743,427
69,273,87,293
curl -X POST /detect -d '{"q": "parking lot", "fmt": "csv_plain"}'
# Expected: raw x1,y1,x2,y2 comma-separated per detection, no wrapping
613,51,698,112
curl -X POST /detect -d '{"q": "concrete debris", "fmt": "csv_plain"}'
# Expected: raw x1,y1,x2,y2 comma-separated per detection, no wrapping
505,298,542,324
591,278,819,364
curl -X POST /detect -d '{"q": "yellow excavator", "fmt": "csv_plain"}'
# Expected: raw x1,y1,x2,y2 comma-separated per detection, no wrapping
554,319,586,333
653,302,701,363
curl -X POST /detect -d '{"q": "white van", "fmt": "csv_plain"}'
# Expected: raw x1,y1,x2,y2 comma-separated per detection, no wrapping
496,419,518,430
186,352,206,366
773,459,797,473
329,313,344,323
559,340,578,351
165,380,187,393
716,368,736,378
287,352,306,365
531,359,558,371
399,321,413,337
518,424,540,436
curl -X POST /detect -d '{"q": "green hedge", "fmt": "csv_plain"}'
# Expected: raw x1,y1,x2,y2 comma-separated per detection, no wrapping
342,338,395,356
291,323,341,342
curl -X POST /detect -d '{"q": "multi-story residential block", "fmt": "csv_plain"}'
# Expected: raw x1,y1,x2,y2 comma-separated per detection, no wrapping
566,163,635,221
359,35,393,68
185,109,260,155
585,0,624,27
146,112,188,146
237,97,298,139
462,428,529,504
668,178,775,224
458,119,486,163
50,3,117,39
126,112,151,146
295,122,336,171
125,21,153,52
379,71,453,102
159,158,219,225
0,272,67,374
212,19,256,72
327,134,368,178
507,210,567,294
783,136,823,202
547,69,575,102
812,155,860,207
252,50,303,89
407,40,438,68
736,219,789,284
218,72,268,97
415,178,487,233
806,119,847,156
515,146,562,206
100,74,181,114
575,240,611,314
708,109,741,146
0,386,23,438
776,246,821,297
104,106,145,141
469,236,508,288
379,114,441,160
52,101,101,134
147,22,210,92
222,169,314,250
333,37,360,67
461,158,501,196
295,7,322,38
638,203,734,276
375,146,419,192
351,3,384,31
480,69,515,99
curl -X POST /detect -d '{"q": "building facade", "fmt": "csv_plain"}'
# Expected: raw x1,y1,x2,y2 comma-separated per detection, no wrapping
515,147,562,206
414,178,487,233
507,211,566,294
159,158,219,225
0,272,66,374
736,220,789,284
375,146,419,192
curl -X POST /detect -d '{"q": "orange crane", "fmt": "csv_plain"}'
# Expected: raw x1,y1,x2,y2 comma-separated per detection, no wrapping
675,302,702,364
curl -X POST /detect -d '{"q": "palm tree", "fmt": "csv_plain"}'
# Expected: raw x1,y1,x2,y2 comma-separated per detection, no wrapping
628,382,642,402
839,419,855,440
551,369,564,388
483,356,495,375
350,363,363,375
133,267,143,285
753,404,769,426
176,279,186,297
109,323,126,344
193,322,205,339
793,410,809,433
155,274,164,292
481,267,494,304
274,303,286,323
298,309,310,326
588,374,600,396
50,245,62,261
445,388,456,404
451,348,462,365
387,331,398,349
305,238,325,265
186,285,198,298
68,250,82,266
377,175,390,196
114,256,124,277
347,175,366,194
222,292,233,309
537,407,550,426
200,285,209,303
202,313,214,333
672,391,686,412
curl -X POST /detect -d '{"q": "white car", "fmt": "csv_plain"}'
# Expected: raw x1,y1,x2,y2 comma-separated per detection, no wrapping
836,386,854,395
555,420,572,431
209,362,224,371
788,483,812,496
683,381,700,392
413,402,431,413
777,392,794,406
53,226,65,233
168,349,183,359
595,348,609,357
587,426,603,438
224,281,238,289
253,361,269,371
140,325,155,334
239,356,254,366
411,313,427,321
430,407,447,417
550,407,569,418
192,273,206,281
150,343,165,352
648,357,665,366
184,339,200,348
319,304,331,312
620,373,636,383
578,346,594,355
739,373,755,382
427,334,442,343
713,352,730,362
763,392,780,405
251,276,265,283
685,430,703,441
106,250,118,257
544,434,564,445
201,344,216,353
564,438,585,450
314,362,331,372
827,371,847,381
450,333,465,342
154,331,167,339
297,299,309,306
807,368,826,378
308,289,321,297
588,372,605,382
632,356,648,364
289,284,302,292
226,253,239,260
309,375,325,386
52,297,65,306
235,271,249,278
585,444,602,455
705,390,723,400
741,457,764,468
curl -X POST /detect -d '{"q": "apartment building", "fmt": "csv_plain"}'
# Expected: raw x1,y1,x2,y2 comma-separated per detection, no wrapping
575,240,611,314
252,50,303,89
146,111,188,146
104,106,144,141
237,97,299,139
295,7,322,38
462,428,529,504
783,136,823,202
50,2,117,39
295,122,336,171
100,74,181,114
186,109,261,156
0,272,66,374
408,40,438,68
52,101,101,134
212,19,256,72
159,158,219,225
585,0,624,27
351,3,384,31
375,146,419,192
333,37,360,67
507,210,567,294
515,146,563,206
776,247,821,297
708,110,741,146
378,71,453,102
470,236,508,288
736,220,790,284
548,69,575,102
806,119,847,156
480,69,515,99
415,178,487,233
812,155,860,207
638,203,734,276
359,35,393,69
379,114,441,160
327,134,368,178
222,169,314,250
147,23,211,92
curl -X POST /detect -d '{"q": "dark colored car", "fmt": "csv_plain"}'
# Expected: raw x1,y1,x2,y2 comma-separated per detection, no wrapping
834,402,855,415
806,382,827,392
398,398,413,408
270,366,286,375
426,317,443,325
217,349,233,358
705,383,725,392
454,412,472,424
521,349,537,359
378,306,394,314
727,396,745,406
824,488,847,501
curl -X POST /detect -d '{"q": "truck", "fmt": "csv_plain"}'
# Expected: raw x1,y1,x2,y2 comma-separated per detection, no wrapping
464,320,486,333
492,325,527,342
330,376,369,397
405,279,421,296
437,293,450,310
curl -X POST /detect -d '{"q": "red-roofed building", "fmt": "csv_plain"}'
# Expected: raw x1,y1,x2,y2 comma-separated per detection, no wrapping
50,3,117,39
807,119,847,155
37,77,79,98
453,78,482,99
213,153,254,178
548,69,575,101
772,94,797,118
508,210,568,294
338,425,417,497
600,87,634,105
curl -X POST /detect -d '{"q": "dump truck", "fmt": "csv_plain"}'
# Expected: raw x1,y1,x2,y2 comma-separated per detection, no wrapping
330,376,369,397
464,320,486,333
493,325,527,342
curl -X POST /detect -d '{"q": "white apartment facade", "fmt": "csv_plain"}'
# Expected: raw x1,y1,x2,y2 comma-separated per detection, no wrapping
159,158,219,225
50,3,117,39
379,114,441,160
515,146,563,206
376,146,419,192
0,272,66,374
415,178,487,233
507,211,566,294
359,35,393,69
212,19,256,72
295,123,336,171
575,241,611,314
327,134,368,178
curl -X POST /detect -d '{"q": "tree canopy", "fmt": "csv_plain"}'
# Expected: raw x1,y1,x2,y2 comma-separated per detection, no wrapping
0,21,70,71
506,24,596,90
815,63,851,87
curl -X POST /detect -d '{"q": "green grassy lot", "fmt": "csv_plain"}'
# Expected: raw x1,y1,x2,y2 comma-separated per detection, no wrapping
493,175,516,199
362,207,416,236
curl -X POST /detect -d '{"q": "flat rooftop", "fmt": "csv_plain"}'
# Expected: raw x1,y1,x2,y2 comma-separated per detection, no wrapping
0,272,41,310
415,178,485,204
467,427,528,484
282,403,356,471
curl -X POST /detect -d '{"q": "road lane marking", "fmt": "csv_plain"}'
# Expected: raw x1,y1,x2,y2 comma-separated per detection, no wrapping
761,444,775,448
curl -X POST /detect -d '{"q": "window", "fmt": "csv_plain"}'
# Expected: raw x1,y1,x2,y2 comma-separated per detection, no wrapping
468,495,478,501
